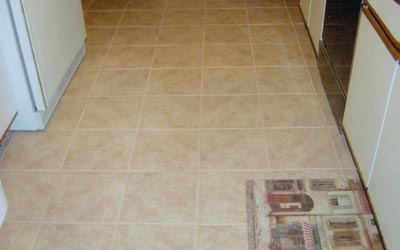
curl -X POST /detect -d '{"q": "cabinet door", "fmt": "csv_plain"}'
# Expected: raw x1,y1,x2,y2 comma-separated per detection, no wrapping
343,14,397,186
368,70,400,250
0,53,17,139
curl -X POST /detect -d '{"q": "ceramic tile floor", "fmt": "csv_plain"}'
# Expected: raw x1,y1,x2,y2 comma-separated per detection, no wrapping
0,0,360,249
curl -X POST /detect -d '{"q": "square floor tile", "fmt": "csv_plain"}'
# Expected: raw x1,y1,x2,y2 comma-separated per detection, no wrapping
300,42,317,65
78,97,143,129
131,130,198,170
0,223,39,250
88,0,128,10
256,66,314,94
103,47,154,68
44,172,126,222
266,128,339,169
200,129,268,170
120,10,163,26
0,131,73,170
205,9,247,24
317,94,337,126
202,95,262,128
127,0,166,9
140,96,200,128
84,11,123,27
158,26,203,45
288,7,303,23
63,131,136,171
0,172,55,221
120,172,197,223
33,224,114,250
79,47,108,69
47,97,87,130
248,8,291,24
64,70,98,97
327,127,356,169
199,171,271,223
253,44,304,66
86,27,116,46
166,0,206,9
114,225,195,250
153,45,203,68
148,68,202,95
250,25,297,43
204,45,253,67
197,226,248,250
92,69,149,96
259,94,324,126
163,10,204,25
112,27,159,45
246,0,285,7
205,25,249,44
294,24,310,43
203,67,257,94
206,0,245,8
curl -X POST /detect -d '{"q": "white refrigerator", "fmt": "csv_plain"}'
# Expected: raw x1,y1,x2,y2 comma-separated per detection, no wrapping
0,0,86,130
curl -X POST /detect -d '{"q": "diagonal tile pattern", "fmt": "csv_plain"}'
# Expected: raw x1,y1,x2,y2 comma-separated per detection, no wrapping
0,0,360,249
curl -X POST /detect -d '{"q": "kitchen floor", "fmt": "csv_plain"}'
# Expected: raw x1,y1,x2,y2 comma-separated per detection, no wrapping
0,0,360,249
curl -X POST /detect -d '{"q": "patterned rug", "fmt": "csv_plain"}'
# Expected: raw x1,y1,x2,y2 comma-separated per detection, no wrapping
246,179,384,250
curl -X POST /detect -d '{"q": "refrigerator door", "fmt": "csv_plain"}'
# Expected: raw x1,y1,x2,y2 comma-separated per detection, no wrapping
20,0,86,106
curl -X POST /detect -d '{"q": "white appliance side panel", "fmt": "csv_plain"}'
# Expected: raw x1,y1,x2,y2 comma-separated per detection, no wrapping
368,66,400,250
21,0,86,104
0,53,17,138
368,0,400,42
308,0,326,54
343,14,397,186
299,0,312,25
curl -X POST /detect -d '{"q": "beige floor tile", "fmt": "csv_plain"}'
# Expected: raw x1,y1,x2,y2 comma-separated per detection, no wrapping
153,45,202,68
33,224,114,250
166,0,206,9
88,0,128,10
308,66,325,93
256,66,314,94
205,9,247,24
84,11,123,27
205,25,249,44
327,127,356,169
112,27,159,45
79,47,108,69
64,131,136,170
47,97,87,129
271,169,343,179
0,172,56,221
131,130,198,170
64,70,98,96
81,0,92,10
253,44,304,66
140,96,200,128
0,223,38,250
206,0,245,8
197,225,248,250
248,8,291,24
163,10,204,25
127,0,166,9
299,42,317,65
78,97,143,129
200,129,268,170
158,26,203,45
103,47,154,68
317,94,337,126
86,27,116,46
246,0,285,7
114,225,195,250
45,172,126,222
203,67,257,94
250,25,297,43
148,68,202,95
120,10,163,26
288,7,303,23
285,0,299,7
259,94,324,126
199,171,271,223
92,69,149,96
266,128,339,169
0,131,73,170
120,172,197,223
294,24,311,43
202,95,262,128
204,45,253,67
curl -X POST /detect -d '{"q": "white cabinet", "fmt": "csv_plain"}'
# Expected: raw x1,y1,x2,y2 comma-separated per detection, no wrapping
368,71,400,250
0,54,16,140
299,0,326,53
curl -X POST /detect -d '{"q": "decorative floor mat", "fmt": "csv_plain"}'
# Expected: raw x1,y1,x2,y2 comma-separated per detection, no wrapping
246,179,384,250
